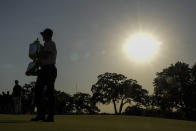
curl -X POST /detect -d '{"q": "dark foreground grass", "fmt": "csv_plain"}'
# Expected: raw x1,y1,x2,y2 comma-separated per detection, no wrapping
0,114,196,131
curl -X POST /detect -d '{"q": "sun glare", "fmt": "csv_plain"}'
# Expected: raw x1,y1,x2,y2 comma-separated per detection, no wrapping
123,33,161,61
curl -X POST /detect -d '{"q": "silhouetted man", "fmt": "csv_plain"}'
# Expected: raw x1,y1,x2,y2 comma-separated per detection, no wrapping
5,91,12,113
0,93,2,113
1,92,6,113
31,28,57,122
12,80,22,114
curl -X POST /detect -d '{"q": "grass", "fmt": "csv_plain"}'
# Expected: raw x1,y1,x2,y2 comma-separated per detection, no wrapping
0,114,196,131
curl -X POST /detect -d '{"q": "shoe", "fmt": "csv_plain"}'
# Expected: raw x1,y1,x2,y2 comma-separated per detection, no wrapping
44,116,54,122
31,115,45,121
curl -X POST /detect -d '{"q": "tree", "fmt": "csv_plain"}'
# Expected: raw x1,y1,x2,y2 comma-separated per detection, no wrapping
21,82,36,114
124,105,144,116
91,72,148,114
91,72,126,114
184,63,196,119
153,62,193,114
73,92,100,114
118,79,149,114
55,90,74,114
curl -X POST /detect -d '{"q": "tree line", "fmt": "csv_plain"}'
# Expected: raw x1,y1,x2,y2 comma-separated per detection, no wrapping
0,83,100,114
0,61,196,120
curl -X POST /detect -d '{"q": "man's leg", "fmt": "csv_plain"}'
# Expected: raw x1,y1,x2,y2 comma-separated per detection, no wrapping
45,65,57,122
19,97,21,114
46,83,55,120
31,77,45,121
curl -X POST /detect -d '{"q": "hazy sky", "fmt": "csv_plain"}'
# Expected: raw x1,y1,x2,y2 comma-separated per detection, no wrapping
1,0,196,98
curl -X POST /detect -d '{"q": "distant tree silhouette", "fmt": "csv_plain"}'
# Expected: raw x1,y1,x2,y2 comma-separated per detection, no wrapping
5,91,12,113
124,105,144,116
91,72,148,114
185,63,196,119
21,82,35,114
153,62,191,111
0,92,7,113
54,90,74,114
0,82,101,115
0,93,2,113
73,92,100,114
119,79,149,114
153,61,196,120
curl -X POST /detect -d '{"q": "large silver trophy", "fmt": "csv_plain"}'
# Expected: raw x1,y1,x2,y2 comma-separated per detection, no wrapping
26,38,43,76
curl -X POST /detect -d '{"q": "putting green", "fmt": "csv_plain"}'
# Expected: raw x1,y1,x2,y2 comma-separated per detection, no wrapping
0,115,196,131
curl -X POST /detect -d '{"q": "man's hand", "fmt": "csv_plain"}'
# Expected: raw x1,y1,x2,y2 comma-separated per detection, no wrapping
34,58,40,67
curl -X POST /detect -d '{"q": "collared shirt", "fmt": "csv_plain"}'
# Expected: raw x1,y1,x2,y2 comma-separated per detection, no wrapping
12,85,22,97
39,40,57,67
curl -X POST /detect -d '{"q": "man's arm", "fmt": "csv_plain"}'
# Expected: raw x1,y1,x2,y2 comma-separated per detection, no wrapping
39,47,51,58
39,42,54,58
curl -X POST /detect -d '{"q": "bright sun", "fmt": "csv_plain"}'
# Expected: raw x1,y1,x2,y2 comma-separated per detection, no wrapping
123,33,161,61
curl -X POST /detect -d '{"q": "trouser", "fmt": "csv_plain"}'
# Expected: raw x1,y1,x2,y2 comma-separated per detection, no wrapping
35,64,57,117
12,97,21,114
